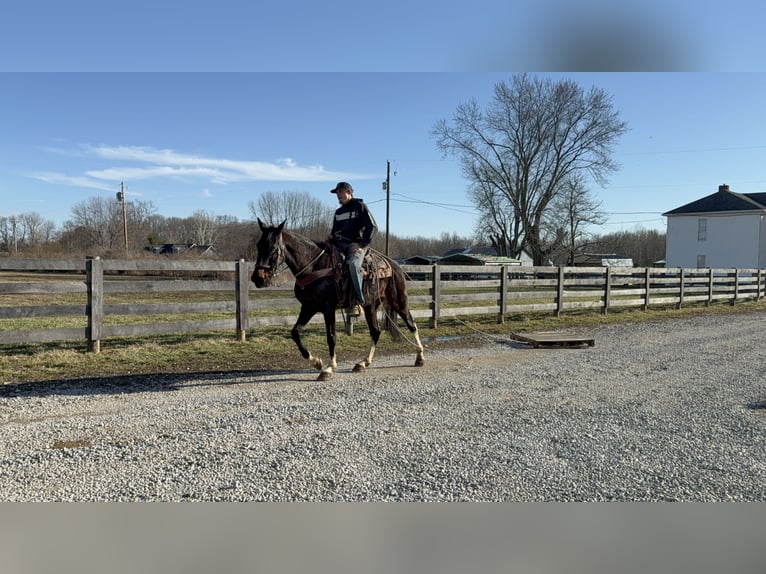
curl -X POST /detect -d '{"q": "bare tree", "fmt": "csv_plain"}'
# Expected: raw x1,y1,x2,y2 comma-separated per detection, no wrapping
547,174,607,265
63,196,156,254
0,216,19,253
468,180,516,257
188,210,221,246
248,190,332,236
590,228,666,267
432,73,628,265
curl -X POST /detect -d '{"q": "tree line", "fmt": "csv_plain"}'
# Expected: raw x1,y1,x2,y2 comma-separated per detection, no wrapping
1,191,664,266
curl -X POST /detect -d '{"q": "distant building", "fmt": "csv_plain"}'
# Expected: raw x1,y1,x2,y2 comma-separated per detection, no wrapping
572,253,634,267
399,255,440,265
152,243,217,257
438,253,522,266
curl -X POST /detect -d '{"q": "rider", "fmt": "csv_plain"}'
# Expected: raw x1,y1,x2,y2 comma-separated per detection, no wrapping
329,181,378,316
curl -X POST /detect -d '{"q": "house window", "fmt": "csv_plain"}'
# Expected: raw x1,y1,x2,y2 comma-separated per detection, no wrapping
697,218,707,241
697,254,706,268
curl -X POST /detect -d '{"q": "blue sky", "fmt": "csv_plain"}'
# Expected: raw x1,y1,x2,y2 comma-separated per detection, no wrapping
2,2,762,72
2,73,765,240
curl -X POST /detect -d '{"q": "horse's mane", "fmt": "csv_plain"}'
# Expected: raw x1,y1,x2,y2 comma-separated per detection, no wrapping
282,228,324,250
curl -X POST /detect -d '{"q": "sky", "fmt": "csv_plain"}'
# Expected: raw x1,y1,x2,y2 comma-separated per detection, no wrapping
1,2,765,241
2,72,766,241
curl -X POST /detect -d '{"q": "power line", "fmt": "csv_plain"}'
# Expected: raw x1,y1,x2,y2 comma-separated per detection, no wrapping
621,144,766,156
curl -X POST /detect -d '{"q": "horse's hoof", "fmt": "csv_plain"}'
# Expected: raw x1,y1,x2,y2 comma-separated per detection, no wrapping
414,355,425,367
352,363,366,373
317,370,332,381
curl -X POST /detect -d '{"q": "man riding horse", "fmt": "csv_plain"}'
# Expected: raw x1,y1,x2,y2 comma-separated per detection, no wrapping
328,181,377,317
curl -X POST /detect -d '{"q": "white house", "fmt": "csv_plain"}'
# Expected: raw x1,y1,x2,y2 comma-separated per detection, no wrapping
663,184,766,268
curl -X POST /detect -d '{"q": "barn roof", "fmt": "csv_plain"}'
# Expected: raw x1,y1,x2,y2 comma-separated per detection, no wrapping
439,253,522,266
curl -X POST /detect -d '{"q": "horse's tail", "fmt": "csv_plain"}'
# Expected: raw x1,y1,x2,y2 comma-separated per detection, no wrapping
382,300,404,341
380,257,410,341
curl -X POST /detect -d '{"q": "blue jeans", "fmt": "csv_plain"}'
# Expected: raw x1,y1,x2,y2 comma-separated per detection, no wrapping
345,244,366,305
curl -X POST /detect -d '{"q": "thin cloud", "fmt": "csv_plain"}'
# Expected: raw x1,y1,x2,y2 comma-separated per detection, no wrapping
34,144,372,190
30,172,116,192
82,144,366,182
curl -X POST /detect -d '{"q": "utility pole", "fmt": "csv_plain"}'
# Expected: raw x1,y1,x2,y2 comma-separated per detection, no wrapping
10,216,17,254
116,182,128,252
384,160,390,256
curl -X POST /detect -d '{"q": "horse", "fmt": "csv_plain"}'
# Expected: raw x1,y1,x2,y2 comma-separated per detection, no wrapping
251,219,425,381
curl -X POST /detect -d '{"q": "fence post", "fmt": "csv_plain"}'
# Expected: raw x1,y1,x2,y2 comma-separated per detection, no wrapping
732,268,739,306
555,266,565,318
759,268,763,301
498,265,508,324
677,268,685,309
707,268,714,306
642,267,651,311
86,256,103,353
430,263,440,329
602,266,612,315
235,259,249,342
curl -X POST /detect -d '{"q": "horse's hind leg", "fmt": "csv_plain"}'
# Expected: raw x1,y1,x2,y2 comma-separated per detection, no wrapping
400,308,425,367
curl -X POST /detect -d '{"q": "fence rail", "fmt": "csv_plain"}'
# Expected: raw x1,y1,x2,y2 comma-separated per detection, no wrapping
1,258,763,351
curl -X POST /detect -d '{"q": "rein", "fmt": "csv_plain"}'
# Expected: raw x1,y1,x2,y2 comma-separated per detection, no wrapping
294,248,328,280
268,231,333,288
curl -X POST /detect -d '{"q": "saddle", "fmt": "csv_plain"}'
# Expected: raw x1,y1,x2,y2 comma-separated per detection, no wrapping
332,245,394,307
293,243,393,308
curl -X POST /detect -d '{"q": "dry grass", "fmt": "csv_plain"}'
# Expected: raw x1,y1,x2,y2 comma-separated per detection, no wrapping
1,299,764,385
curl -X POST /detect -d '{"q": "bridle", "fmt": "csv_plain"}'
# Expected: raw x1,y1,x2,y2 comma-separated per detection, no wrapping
255,231,286,281
255,228,328,284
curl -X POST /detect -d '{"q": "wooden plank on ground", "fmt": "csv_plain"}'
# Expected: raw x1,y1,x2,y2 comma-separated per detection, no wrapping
510,331,595,348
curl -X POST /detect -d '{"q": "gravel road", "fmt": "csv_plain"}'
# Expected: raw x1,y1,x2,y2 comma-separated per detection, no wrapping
1,311,765,501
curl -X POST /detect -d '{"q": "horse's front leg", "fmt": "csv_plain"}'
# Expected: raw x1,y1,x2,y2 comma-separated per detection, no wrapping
353,304,381,372
291,307,324,371
317,307,338,381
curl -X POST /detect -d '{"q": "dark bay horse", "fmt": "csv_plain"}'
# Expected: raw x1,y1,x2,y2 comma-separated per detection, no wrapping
252,219,425,380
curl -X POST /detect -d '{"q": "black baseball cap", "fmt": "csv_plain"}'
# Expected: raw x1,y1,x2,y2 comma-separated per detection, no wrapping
330,181,353,194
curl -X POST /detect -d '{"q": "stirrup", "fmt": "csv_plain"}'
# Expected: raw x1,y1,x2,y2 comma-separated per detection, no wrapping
348,304,363,317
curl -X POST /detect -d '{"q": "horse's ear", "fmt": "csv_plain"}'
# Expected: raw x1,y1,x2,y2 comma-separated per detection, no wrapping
257,218,266,231
277,220,286,232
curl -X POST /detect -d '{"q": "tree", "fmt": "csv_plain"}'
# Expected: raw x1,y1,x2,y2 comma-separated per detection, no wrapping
62,196,156,254
548,174,607,265
467,180,516,257
590,228,666,267
0,212,57,253
432,73,628,265
188,210,221,246
248,190,331,237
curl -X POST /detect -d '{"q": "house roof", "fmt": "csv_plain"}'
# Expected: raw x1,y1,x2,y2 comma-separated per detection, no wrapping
663,185,766,216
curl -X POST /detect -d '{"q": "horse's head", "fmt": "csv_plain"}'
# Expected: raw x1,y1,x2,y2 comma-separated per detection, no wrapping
252,218,286,288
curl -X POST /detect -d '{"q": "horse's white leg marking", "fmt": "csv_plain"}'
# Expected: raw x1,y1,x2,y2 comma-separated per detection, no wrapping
354,341,376,372
413,326,425,367
308,353,324,370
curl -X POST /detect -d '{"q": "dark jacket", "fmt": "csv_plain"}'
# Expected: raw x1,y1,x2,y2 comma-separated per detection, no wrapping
331,197,377,248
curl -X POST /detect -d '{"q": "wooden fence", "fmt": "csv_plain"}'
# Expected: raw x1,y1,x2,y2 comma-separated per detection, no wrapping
1,257,763,351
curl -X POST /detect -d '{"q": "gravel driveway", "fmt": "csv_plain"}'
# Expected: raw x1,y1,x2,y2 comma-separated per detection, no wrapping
1,311,765,501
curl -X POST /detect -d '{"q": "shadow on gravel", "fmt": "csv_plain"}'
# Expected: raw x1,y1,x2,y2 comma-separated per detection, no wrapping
746,400,766,412
0,369,297,398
